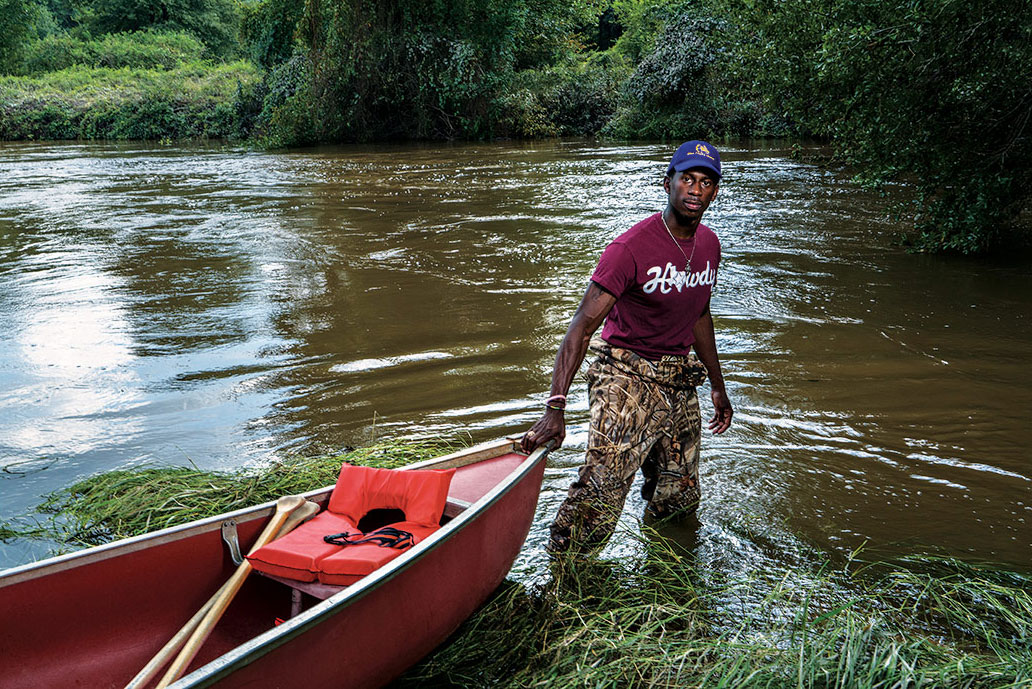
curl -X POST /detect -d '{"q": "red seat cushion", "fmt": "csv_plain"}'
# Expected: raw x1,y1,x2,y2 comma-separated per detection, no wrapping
247,511,357,582
248,464,456,584
317,521,440,586
328,464,456,527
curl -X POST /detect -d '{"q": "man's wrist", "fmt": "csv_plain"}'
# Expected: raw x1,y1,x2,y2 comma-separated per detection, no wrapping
544,392,568,412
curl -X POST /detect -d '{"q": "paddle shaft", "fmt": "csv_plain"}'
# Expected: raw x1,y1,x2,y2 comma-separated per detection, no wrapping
124,500,320,689
152,495,305,689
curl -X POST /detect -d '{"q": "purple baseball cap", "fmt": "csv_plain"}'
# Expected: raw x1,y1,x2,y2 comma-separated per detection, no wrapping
667,140,721,179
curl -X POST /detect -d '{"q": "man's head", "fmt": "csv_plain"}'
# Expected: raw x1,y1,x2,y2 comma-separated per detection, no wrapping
663,141,720,228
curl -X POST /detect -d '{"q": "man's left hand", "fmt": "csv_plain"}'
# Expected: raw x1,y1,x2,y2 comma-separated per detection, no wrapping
708,388,733,434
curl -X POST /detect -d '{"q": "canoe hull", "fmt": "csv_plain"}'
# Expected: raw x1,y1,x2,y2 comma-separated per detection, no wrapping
188,448,546,689
0,440,547,689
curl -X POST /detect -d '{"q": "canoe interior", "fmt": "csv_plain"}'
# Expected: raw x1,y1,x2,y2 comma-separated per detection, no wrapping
0,443,534,689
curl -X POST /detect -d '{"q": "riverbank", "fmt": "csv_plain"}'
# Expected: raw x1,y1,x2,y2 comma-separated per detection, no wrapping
0,60,259,141
3,439,1030,687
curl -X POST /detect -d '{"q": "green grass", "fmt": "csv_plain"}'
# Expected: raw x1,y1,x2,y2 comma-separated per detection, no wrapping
402,532,1032,688
0,61,257,104
1,439,452,549
0,60,260,140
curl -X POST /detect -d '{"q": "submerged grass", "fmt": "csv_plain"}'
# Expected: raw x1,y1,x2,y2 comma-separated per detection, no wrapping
1,439,452,550
402,530,1032,688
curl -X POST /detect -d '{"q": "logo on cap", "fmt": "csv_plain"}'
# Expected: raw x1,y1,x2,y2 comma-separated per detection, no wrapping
695,144,714,160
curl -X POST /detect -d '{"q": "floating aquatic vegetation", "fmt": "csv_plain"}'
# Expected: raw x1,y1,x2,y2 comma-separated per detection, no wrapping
1,439,453,550
403,527,1032,688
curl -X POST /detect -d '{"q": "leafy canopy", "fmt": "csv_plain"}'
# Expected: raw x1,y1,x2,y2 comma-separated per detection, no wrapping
718,0,1032,252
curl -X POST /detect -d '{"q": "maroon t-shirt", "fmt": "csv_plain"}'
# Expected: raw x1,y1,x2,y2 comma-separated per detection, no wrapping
591,213,720,359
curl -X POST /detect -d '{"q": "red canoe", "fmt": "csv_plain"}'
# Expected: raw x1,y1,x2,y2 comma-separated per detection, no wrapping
0,438,550,689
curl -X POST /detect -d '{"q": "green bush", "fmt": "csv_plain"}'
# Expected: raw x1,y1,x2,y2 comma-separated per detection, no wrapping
267,0,603,142
625,12,717,108
494,49,627,138
609,0,682,63
0,60,260,140
1,101,79,139
250,52,317,146
494,84,559,138
539,53,626,136
601,5,767,140
23,30,207,73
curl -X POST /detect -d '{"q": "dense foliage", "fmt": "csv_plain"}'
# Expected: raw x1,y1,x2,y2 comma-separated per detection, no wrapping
0,0,1028,251
238,0,301,69
0,0,42,73
718,0,1032,253
23,30,206,72
86,0,239,57
264,0,603,142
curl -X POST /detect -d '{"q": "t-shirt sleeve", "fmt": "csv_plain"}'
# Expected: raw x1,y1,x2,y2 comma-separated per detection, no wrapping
590,241,635,298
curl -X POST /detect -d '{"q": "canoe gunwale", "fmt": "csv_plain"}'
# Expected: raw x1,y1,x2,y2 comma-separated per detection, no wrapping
171,440,549,688
0,499,285,590
0,438,519,590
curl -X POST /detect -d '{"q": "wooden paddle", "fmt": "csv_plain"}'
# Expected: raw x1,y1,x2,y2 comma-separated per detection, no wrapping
136,495,306,689
274,499,320,539
124,499,321,689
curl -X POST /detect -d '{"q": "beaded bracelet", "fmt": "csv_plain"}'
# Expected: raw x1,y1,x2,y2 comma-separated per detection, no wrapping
545,394,567,412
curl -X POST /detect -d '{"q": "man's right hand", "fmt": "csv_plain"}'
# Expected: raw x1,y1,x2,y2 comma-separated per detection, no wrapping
520,408,566,453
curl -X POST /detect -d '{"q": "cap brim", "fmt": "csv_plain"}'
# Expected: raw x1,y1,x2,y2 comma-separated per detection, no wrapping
671,159,721,179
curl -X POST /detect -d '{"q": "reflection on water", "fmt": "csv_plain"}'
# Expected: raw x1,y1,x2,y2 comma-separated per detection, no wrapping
1,140,1030,577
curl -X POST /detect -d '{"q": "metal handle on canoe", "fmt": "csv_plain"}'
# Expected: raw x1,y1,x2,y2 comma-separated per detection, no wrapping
221,520,243,566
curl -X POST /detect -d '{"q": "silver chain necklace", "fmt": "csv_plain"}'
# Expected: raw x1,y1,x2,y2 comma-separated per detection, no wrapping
660,210,696,273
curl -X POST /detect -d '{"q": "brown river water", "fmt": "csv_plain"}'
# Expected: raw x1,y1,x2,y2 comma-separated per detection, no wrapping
1,140,1030,579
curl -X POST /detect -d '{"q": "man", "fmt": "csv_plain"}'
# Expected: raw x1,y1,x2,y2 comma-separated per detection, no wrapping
520,140,733,554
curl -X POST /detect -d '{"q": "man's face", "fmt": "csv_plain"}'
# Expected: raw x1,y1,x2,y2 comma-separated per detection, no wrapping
664,168,719,225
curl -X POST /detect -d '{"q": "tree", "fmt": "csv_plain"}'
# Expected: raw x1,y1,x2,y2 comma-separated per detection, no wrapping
0,0,41,73
266,0,602,142
240,0,303,69
720,0,1032,253
88,0,240,57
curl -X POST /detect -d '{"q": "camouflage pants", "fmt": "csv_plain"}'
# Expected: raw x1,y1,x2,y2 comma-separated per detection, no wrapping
549,338,708,554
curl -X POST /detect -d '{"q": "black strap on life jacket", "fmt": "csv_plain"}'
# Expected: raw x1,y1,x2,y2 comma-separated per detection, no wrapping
323,526,415,549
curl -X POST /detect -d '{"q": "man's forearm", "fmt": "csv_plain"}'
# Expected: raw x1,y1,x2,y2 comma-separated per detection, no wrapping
692,310,725,391
549,318,593,397
520,283,616,452
548,282,617,397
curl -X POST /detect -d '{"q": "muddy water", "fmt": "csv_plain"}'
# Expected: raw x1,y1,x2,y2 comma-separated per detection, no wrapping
1,140,1029,575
